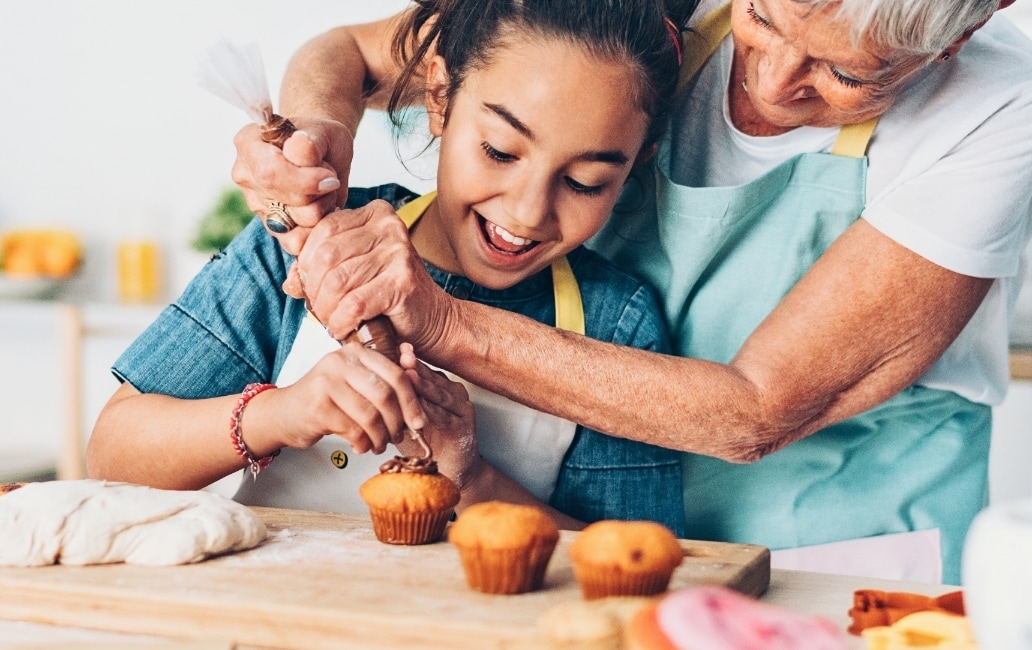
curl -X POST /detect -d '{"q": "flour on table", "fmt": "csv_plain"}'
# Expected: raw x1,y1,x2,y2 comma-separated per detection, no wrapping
0,479,267,566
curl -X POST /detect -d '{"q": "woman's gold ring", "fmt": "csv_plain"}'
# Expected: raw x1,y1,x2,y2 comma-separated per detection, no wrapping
265,201,297,234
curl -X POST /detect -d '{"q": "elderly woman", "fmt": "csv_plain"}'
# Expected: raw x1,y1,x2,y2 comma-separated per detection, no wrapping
230,0,1032,584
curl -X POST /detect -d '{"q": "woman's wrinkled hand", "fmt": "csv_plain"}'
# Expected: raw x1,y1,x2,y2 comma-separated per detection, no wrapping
230,117,353,257
394,344,480,489
295,200,455,353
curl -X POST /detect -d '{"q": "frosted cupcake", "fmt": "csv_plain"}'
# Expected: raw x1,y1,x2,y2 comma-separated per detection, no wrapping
359,456,460,545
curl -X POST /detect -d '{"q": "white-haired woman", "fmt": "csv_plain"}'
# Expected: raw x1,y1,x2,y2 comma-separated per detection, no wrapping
229,0,1032,585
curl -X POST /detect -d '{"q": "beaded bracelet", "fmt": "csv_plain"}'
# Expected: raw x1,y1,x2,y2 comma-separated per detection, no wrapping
230,383,280,480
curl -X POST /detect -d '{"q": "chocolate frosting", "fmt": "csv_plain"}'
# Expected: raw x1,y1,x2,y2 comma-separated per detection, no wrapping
379,455,439,475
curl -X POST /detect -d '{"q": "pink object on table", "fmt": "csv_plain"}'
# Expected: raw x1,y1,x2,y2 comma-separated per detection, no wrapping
654,585,848,650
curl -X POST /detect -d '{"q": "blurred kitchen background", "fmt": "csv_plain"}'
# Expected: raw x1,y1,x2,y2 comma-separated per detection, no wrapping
1,2,1029,501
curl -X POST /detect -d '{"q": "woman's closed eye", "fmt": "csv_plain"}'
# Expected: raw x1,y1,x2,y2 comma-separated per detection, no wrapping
481,141,517,163
829,66,866,89
746,2,773,30
745,1,879,91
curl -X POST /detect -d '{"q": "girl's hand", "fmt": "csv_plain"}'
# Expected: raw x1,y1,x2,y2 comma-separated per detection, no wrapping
263,341,421,455
394,344,480,488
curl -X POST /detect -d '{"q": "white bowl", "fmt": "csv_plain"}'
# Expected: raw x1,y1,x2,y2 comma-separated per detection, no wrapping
962,498,1032,650
0,274,68,300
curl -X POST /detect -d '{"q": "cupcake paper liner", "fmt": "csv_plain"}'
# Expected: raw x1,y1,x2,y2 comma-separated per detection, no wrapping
573,564,676,600
454,539,558,594
367,507,452,545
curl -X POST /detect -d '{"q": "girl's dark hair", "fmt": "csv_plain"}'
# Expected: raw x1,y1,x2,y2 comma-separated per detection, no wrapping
387,0,699,152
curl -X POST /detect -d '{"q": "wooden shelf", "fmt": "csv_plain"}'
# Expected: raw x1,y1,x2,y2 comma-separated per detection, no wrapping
1012,348,1032,382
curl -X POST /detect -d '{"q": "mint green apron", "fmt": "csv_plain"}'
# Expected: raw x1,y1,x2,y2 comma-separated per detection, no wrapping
590,3,989,585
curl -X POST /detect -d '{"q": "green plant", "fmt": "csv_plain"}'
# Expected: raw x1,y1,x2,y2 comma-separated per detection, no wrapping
192,187,256,252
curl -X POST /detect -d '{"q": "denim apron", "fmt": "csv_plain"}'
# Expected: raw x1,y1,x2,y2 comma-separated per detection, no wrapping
590,3,990,584
235,192,585,513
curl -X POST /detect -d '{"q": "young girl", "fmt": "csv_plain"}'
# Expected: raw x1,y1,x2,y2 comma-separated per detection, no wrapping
88,0,689,533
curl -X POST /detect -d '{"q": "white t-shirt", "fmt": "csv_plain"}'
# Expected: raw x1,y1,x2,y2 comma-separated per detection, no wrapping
669,3,1032,405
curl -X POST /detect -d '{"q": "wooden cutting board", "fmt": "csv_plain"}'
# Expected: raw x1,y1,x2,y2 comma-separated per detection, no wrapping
0,507,769,649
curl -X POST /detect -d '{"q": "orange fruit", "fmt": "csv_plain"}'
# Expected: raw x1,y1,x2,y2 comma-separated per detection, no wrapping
1,229,81,277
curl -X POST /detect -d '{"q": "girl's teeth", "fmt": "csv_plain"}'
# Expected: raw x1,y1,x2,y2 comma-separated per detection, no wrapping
489,222,532,246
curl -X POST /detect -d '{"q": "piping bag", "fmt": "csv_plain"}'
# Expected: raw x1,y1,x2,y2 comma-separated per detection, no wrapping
196,39,432,460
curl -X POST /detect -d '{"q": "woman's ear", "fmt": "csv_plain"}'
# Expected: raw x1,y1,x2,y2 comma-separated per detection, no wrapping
942,3,1009,61
425,55,450,137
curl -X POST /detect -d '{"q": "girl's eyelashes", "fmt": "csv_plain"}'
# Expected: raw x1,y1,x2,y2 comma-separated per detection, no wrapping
565,177,605,196
480,141,516,163
746,2,773,29
481,140,605,196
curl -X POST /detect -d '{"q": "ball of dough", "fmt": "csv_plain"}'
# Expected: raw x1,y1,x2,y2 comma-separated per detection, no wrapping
0,479,267,566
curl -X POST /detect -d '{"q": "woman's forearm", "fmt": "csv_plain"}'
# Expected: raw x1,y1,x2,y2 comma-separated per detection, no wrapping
279,15,408,126
280,29,365,132
423,303,779,461
457,460,586,531
421,221,992,462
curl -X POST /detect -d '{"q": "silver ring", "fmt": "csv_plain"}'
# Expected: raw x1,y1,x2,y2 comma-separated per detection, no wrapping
265,201,297,234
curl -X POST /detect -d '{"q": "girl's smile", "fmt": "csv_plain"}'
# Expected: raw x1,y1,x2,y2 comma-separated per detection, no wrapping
481,215,538,256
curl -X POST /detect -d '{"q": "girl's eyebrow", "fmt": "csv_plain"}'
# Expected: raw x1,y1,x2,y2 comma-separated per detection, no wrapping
485,102,532,138
483,102,630,165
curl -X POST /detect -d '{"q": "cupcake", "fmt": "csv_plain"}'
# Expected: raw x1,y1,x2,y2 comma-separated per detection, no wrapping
568,520,683,600
359,457,460,545
448,501,560,594
536,597,655,650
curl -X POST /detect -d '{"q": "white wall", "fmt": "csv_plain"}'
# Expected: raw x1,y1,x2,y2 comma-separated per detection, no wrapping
0,0,431,305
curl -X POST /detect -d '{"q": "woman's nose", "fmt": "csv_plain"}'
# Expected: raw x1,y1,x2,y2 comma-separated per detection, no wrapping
755,44,812,104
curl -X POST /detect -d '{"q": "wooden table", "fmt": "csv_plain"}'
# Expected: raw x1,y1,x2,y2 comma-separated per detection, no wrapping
0,508,953,649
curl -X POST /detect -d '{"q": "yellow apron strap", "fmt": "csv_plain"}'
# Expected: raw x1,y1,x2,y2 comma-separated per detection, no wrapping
829,117,879,158
678,2,733,93
396,190,438,228
395,190,585,335
551,256,585,335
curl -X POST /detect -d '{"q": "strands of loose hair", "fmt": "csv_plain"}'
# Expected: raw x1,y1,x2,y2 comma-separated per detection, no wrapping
382,0,696,172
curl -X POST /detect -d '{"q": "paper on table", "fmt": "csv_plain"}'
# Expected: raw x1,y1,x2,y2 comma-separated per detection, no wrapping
771,529,942,584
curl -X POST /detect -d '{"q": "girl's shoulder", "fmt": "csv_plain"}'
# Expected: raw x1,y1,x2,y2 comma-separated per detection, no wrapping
568,246,670,350
568,246,654,297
